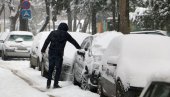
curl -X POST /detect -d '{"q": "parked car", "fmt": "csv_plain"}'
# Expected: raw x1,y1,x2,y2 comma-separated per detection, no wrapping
139,80,170,97
30,31,50,70
1,31,33,60
0,32,10,56
40,32,91,81
97,34,170,97
131,30,167,36
72,31,123,91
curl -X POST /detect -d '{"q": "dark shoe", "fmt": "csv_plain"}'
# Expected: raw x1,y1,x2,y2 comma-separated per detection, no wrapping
46,85,50,89
53,84,61,88
46,80,51,89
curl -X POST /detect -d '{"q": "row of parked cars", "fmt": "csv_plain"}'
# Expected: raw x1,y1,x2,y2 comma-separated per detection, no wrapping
1,30,170,97
29,30,170,97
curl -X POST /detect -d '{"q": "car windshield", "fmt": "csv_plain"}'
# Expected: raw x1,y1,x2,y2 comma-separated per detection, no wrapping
8,35,33,41
145,82,170,97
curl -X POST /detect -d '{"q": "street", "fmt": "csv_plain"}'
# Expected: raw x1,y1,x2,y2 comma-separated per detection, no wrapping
0,58,99,97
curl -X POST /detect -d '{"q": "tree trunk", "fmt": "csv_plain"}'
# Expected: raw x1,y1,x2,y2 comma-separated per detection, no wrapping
73,10,77,32
111,0,116,31
119,0,130,34
91,3,97,35
73,0,78,32
67,1,72,32
0,4,4,16
81,14,90,33
8,0,20,31
39,0,50,32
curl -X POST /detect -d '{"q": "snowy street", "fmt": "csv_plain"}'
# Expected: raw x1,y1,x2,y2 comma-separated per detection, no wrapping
0,59,99,97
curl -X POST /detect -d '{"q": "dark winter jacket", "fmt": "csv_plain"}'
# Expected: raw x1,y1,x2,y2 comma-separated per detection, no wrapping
41,23,81,56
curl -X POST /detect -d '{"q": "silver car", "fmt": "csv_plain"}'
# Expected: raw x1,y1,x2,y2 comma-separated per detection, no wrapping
2,31,33,60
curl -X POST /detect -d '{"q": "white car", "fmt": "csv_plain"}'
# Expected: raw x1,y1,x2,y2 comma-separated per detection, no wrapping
2,31,33,60
98,34,170,97
73,31,123,91
0,32,10,56
30,31,50,70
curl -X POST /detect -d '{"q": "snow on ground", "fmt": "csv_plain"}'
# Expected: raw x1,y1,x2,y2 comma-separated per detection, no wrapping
0,65,48,97
0,59,99,97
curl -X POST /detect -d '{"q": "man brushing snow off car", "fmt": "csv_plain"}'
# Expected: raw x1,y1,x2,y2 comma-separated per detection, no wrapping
41,23,81,89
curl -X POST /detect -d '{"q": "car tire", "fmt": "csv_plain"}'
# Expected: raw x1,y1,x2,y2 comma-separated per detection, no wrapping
41,60,48,78
30,56,35,69
2,51,8,60
72,66,81,86
81,74,91,91
97,83,107,97
116,80,125,97
37,58,41,71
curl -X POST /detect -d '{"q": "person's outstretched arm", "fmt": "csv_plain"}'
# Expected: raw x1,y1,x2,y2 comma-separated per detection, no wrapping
67,33,81,49
41,32,53,53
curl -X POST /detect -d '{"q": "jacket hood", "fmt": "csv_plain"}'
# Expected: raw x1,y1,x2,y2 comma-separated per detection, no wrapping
58,23,69,31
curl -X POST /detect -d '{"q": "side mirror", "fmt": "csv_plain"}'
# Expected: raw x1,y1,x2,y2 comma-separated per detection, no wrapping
107,56,118,66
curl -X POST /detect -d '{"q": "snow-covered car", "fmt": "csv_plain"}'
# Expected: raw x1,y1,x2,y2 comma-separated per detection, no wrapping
131,30,167,36
72,31,123,91
41,32,91,81
1,31,33,60
139,80,170,97
98,34,170,97
0,32,10,56
30,31,50,70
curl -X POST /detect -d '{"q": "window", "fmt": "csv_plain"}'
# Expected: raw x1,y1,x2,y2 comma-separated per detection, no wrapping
8,35,33,41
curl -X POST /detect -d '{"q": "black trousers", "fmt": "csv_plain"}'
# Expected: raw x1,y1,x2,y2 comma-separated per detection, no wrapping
48,54,63,85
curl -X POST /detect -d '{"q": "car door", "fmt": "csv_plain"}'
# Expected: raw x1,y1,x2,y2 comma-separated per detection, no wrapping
30,33,41,66
101,63,117,97
74,36,93,82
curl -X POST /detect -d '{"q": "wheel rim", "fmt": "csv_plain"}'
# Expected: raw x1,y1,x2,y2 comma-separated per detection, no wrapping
81,75,90,90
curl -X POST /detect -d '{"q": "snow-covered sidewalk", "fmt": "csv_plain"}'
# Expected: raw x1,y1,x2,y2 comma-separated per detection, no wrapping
0,67,49,97
0,59,99,97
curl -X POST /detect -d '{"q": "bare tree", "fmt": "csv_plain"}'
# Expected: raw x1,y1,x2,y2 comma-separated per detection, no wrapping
0,4,4,16
7,0,20,31
39,0,50,32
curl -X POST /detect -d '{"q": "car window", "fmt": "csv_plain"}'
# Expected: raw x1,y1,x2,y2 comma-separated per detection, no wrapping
81,36,93,50
81,36,93,49
144,82,170,97
8,35,33,41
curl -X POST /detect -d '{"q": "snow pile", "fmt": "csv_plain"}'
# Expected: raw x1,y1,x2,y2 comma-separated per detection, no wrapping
116,34,170,88
92,31,123,55
129,7,149,21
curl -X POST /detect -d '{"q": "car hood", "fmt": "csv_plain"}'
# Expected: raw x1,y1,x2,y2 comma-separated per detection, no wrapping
117,59,170,89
